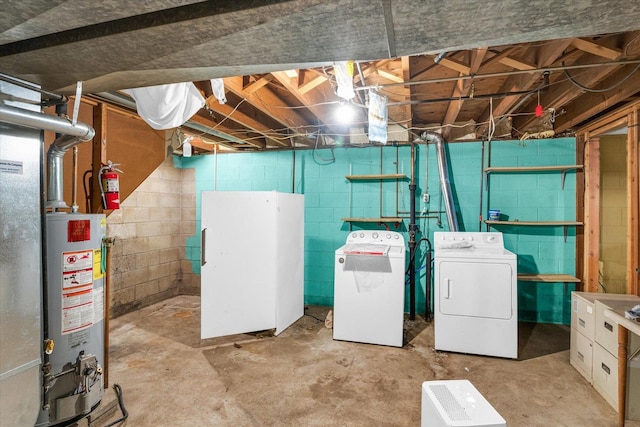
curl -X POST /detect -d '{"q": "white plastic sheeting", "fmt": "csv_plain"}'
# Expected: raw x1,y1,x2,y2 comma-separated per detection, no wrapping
368,90,388,144
124,82,204,130
334,61,355,100
210,78,227,104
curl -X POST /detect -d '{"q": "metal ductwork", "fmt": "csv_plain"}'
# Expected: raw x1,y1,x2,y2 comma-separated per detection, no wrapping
421,131,459,231
0,103,95,209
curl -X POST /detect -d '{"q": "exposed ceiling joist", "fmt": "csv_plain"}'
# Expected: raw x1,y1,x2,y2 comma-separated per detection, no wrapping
571,38,622,60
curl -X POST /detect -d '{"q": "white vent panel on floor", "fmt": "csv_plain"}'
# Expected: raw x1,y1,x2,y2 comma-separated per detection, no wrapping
422,380,506,427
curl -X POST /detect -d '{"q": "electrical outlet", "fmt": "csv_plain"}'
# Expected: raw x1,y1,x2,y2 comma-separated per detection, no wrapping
422,193,429,203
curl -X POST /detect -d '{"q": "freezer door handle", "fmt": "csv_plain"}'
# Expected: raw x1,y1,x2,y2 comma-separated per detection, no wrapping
201,228,207,266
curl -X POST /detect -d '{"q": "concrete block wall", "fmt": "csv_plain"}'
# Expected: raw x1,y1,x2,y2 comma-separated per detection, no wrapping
178,137,578,325
106,157,197,317
485,138,578,324
599,134,628,294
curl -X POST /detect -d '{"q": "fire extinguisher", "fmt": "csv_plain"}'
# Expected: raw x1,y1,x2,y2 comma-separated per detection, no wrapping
99,161,123,210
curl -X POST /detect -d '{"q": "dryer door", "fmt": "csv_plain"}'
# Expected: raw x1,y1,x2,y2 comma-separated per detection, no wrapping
438,259,514,320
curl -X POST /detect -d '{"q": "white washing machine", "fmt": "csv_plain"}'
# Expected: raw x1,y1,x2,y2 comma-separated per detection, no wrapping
434,232,518,359
333,230,406,347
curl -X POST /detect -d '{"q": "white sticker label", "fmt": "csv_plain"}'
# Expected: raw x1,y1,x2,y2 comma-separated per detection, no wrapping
61,250,95,335
93,287,104,323
587,306,593,314
0,159,23,174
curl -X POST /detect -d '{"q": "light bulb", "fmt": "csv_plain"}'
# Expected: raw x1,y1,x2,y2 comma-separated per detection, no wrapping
182,141,192,157
336,103,356,124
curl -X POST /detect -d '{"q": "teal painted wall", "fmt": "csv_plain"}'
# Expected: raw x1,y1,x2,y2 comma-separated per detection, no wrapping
176,137,577,324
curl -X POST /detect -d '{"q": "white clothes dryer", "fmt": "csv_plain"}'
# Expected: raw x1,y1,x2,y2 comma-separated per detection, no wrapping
333,230,406,347
434,232,518,359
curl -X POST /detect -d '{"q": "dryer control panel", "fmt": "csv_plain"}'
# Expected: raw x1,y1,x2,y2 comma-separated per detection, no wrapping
434,231,504,250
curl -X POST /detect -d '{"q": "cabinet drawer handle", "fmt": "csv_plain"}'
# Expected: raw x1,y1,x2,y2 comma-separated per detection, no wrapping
579,318,585,328
604,321,613,332
577,351,584,362
601,363,610,375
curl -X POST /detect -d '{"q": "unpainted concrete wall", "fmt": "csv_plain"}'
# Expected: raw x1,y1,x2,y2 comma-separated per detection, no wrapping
106,158,197,317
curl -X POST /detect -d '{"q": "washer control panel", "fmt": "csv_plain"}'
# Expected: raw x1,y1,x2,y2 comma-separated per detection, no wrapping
345,230,405,246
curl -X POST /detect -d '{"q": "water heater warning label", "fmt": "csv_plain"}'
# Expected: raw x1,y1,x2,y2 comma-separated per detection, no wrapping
61,250,94,335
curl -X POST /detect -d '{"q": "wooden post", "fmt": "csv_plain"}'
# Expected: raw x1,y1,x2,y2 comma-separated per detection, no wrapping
92,103,107,213
627,107,639,296
576,134,586,291
583,137,600,292
618,324,628,427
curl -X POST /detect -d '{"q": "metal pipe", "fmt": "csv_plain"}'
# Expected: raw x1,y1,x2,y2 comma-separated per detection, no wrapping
72,147,79,213
354,58,640,92
408,143,417,320
425,249,432,321
0,103,95,209
421,131,459,231
103,237,115,388
478,140,485,231
0,72,66,105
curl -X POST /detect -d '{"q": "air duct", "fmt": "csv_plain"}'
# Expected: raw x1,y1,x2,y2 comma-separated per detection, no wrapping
421,131,459,231
0,103,95,209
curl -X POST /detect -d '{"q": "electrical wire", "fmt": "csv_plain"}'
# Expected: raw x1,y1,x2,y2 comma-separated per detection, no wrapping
563,61,640,93
104,384,128,427
311,132,335,164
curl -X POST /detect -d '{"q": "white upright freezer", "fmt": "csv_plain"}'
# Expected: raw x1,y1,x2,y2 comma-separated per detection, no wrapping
200,191,304,339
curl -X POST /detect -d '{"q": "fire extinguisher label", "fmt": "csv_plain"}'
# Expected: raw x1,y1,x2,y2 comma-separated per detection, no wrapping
104,179,119,191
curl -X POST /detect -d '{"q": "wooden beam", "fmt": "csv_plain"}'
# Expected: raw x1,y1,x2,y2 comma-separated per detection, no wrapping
628,106,639,295
400,56,413,132
441,77,465,139
575,133,586,290
271,70,346,138
538,38,574,67
554,64,640,133
376,68,404,83
583,137,600,292
188,112,266,149
437,57,471,75
441,48,487,139
513,63,617,132
477,39,573,135
243,74,274,95
298,73,328,94
91,102,107,213
204,96,289,147
571,38,622,60
482,47,518,68
498,56,536,71
224,76,315,141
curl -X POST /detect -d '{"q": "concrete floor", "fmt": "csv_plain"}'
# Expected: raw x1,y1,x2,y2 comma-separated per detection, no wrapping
92,295,639,426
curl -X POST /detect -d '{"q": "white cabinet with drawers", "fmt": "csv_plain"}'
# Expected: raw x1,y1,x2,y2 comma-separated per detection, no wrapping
570,291,640,418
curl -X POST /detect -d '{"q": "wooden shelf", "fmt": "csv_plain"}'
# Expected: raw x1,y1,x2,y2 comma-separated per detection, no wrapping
484,165,583,173
341,217,403,223
346,174,408,180
484,220,582,241
518,274,580,283
483,165,583,189
484,220,583,226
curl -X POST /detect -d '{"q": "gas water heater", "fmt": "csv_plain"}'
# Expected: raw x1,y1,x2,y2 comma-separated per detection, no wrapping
1,75,106,426
37,213,106,426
